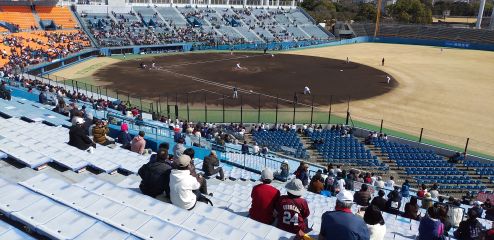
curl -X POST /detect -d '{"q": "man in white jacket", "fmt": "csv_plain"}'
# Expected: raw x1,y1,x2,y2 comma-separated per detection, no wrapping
169,155,201,210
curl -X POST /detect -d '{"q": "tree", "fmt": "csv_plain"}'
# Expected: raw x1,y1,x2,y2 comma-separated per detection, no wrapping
388,0,432,24
300,0,337,23
354,3,377,22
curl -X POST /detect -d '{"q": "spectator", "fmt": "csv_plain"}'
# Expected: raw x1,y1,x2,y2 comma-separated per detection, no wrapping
454,208,484,240
364,205,386,240
319,190,370,240
173,137,186,161
68,117,95,152
447,198,463,228
471,202,484,218
374,176,385,189
294,162,309,187
421,193,434,210
418,184,428,199
385,176,395,189
92,119,113,146
308,171,324,194
275,179,310,237
241,141,249,154
249,168,280,225
131,131,148,155
82,112,94,135
138,147,172,197
386,186,402,215
403,196,420,220
482,198,492,210
39,89,48,104
354,184,371,207
261,145,269,155
371,191,387,212
117,123,132,149
252,142,260,155
149,142,169,163
202,151,225,180
335,172,346,194
418,206,445,240
429,184,440,199
274,160,290,182
0,82,11,100
182,148,208,195
169,155,201,210
401,179,410,198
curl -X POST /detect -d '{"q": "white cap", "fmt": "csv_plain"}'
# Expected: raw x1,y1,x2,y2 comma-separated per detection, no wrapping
336,190,353,202
74,117,85,125
261,168,274,181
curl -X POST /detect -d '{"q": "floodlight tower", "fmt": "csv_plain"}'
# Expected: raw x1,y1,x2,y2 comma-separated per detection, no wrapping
475,0,486,29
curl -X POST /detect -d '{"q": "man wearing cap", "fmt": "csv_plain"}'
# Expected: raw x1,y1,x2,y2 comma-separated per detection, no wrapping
68,117,96,152
319,190,370,240
169,155,201,210
249,168,280,225
173,137,186,161
274,178,310,237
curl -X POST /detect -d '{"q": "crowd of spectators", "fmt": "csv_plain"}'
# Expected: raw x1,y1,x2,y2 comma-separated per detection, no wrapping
80,6,330,47
1,31,90,76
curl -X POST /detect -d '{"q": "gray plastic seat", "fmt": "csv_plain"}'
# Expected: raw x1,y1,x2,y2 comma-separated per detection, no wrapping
75,176,106,191
181,213,217,235
37,209,97,239
0,184,43,216
208,223,247,240
108,207,152,233
11,197,69,228
170,229,212,240
134,217,181,240
73,222,130,240
240,218,272,238
83,197,127,222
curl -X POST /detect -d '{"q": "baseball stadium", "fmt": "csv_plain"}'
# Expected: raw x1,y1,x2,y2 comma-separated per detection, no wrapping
0,0,494,239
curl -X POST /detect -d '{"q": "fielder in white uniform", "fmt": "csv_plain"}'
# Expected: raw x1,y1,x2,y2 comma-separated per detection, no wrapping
386,76,391,84
304,86,311,95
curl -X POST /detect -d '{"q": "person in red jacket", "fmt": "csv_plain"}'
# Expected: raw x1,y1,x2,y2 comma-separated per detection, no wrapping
275,178,310,238
249,168,280,224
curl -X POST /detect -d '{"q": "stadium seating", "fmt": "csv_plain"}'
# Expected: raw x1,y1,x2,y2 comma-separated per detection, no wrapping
0,219,35,240
252,129,308,159
351,22,494,45
309,129,387,170
8,173,294,239
0,117,147,173
36,6,78,29
78,6,333,47
0,6,36,30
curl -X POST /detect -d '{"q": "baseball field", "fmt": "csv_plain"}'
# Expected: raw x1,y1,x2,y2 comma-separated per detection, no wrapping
47,43,494,159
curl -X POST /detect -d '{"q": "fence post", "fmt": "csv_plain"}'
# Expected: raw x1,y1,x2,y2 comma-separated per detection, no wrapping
328,96,332,125
419,128,424,143
240,95,243,124
275,95,279,126
105,88,108,101
258,94,261,123
292,92,296,125
310,95,314,124
84,82,88,96
345,111,350,125
464,138,470,155
222,94,225,123
166,94,170,119
186,93,190,122
75,81,79,93
90,85,93,98
116,91,119,100
139,97,143,112
204,93,207,123
380,119,383,133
